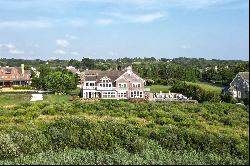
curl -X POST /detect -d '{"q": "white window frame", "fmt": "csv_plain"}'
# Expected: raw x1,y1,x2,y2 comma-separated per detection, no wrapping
118,92,127,98
238,91,241,98
132,83,141,88
118,83,127,88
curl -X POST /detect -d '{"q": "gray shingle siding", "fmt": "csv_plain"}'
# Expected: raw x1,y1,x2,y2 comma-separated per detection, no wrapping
228,72,249,99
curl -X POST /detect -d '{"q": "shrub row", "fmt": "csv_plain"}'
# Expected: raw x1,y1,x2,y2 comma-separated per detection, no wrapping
170,81,237,103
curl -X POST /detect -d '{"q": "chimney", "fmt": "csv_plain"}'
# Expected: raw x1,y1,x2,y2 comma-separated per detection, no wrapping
127,66,132,72
126,66,132,75
21,64,24,75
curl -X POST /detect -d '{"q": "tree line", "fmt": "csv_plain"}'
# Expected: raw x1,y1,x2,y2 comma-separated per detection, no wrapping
1,57,248,86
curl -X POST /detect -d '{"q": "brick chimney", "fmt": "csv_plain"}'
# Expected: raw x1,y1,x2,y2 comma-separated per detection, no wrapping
21,64,24,75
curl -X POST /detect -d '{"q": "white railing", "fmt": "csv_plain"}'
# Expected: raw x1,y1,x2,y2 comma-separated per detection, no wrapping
82,86,96,90
116,87,128,91
96,87,116,90
144,88,150,92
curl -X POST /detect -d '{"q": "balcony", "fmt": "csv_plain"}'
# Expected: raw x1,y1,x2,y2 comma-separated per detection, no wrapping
82,86,96,90
116,87,128,91
96,87,116,91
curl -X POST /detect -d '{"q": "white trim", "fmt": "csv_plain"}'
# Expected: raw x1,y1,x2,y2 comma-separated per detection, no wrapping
115,70,145,83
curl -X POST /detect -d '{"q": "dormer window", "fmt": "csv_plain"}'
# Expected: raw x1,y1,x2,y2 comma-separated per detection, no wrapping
101,76,111,83
132,83,141,88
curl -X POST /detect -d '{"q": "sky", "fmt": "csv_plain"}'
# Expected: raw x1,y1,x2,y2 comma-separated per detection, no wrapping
0,0,249,61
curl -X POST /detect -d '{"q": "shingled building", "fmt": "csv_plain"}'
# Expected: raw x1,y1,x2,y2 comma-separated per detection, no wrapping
0,64,31,87
228,72,249,99
81,66,147,99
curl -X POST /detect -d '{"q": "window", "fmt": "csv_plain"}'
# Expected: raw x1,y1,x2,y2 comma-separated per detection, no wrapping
130,91,143,98
238,91,241,98
118,92,127,98
102,91,116,98
140,92,143,98
90,83,95,86
132,83,141,88
86,83,89,86
118,83,127,88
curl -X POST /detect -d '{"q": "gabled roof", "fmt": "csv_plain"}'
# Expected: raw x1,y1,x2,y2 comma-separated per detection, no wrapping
239,72,249,82
0,67,30,75
83,70,126,82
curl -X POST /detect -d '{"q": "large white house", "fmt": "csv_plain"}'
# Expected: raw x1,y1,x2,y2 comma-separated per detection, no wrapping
80,66,148,99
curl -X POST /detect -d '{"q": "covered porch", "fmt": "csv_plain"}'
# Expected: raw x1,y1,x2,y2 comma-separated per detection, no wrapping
0,81,31,87
82,90,101,98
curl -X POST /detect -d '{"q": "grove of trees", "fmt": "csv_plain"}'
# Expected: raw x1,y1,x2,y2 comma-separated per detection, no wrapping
31,64,78,94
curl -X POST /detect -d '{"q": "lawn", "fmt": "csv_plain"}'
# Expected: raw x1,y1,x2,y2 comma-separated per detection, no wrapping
185,82,223,94
0,93,31,107
146,82,223,94
145,85,172,93
0,93,71,107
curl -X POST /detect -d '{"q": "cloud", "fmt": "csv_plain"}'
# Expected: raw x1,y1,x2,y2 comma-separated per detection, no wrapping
104,12,165,23
0,43,25,54
9,49,25,54
54,49,66,55
9,50,24,54
65,34,77,40
4,43,16,49
56,39,70,48
95,19,114,25
0,20,51,29
70,19,87,28
181,44,191,49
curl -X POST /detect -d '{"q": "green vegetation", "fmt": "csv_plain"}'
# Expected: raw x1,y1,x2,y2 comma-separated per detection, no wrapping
1,57,248,87
146,82,223,94
0,94,31,107
0,95,248,165
170,82,236,103
31,65,78,93
145,85,172,93
12,86,33,90
185,82,223,94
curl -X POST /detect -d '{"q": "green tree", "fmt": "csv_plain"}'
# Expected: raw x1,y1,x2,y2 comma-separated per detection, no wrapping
45,70,77,94
31,64,51,90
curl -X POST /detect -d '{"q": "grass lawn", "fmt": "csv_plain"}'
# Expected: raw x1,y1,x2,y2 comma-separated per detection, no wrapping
146,82,223,94
43,94,71,103
185,82,223,94
0,93,71,107
0,93,31,107
145,85,172,93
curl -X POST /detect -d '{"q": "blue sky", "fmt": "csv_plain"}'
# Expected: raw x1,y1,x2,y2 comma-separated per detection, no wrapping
0,0,249,60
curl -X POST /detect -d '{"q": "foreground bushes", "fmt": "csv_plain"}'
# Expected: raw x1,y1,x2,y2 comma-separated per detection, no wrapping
0,99,248,165
0,146,247,165
0,116,248,164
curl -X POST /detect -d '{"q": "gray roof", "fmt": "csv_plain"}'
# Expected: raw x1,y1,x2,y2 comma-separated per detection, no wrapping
239,72,249,82
83,70,126,82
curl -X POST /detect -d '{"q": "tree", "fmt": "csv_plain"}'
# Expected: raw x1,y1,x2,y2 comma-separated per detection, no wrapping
31,64,51,90
45,70,77,94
